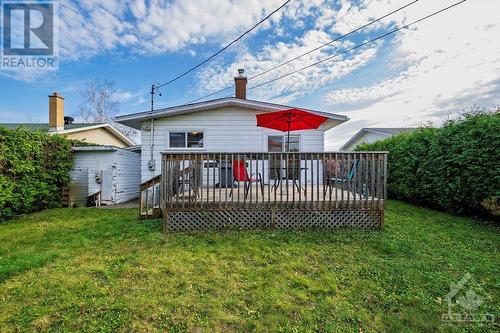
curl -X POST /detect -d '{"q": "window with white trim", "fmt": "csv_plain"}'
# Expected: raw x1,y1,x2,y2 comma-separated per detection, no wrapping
168,131,204,148
267,134,300,152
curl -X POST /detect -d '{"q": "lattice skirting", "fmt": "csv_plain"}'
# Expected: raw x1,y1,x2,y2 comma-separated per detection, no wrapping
164,209,382,232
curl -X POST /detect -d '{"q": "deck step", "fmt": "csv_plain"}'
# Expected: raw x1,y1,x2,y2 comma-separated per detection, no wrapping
140,208,162,220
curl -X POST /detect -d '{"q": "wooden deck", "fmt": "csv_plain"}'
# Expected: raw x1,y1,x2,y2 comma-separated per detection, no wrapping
140,152,388,231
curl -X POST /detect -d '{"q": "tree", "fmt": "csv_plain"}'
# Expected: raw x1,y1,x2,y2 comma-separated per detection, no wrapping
76,79,138,142
77,79,119,123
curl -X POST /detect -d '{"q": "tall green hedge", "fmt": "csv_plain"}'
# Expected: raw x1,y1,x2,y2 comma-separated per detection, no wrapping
0,127,76,221
356,110,500,217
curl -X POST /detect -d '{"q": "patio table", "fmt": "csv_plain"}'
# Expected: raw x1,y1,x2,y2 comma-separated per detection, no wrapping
271,166,308,193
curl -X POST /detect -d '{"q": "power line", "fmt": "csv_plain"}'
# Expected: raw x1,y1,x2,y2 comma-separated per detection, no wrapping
248,0,466,92
187,0,419,103
248,0,419,82
156,0,292,89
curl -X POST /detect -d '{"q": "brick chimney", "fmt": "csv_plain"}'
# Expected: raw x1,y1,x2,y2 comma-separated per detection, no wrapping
49,92,64,132
234,69,247,99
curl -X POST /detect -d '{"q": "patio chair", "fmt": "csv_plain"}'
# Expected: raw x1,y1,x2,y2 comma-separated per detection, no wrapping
283,158,305,194
229,160,264,199
323,159,369,199
172,161,202,199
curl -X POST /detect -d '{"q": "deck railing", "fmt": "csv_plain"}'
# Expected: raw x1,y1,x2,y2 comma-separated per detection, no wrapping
161,152,388,211
139,175,161,219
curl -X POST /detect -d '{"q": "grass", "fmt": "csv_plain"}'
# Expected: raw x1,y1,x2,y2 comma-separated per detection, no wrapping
0,201,498,332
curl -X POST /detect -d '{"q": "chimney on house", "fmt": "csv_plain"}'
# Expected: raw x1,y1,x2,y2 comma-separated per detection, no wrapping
49,92,64,132
234,69,247,99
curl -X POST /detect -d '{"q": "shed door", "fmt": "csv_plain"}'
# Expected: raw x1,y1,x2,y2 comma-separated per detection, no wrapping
101,169,113,201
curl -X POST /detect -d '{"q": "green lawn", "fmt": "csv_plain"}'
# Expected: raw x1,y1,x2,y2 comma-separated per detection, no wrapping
0,201,498,332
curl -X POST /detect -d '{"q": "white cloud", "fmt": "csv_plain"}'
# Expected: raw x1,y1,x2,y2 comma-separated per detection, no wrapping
58,0,297,59
111,89,142,103
191,0,420,102
323,0,500,149
196,29,381,102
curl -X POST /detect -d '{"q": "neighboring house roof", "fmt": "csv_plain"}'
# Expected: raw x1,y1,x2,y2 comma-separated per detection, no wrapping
340,127,417,150
1,123,102,131
114,97,349,130
1,122,135,147
55,123,135,147
365,128,417,135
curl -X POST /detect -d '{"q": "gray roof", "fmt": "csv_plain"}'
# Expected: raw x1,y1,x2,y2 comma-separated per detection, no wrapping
1,123,102,132
72,145,118,152
115,97,349,129
340,127,418,150
366,128,418,135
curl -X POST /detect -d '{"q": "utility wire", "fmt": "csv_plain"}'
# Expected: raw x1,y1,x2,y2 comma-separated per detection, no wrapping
187,0,419,103
156,0,292,89
248,0,466,92
249,0,418,82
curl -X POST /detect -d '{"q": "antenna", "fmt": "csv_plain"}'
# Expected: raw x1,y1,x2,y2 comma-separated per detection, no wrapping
150,83,162,113
148,83,162,171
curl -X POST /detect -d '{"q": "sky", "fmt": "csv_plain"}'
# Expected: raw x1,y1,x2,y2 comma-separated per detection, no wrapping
0,0,499,149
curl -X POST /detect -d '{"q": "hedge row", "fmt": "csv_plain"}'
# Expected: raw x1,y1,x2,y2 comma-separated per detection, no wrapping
356,110,500,217
0,127,77,221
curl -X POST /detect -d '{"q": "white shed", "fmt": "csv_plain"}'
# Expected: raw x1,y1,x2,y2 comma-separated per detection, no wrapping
69,146,141,206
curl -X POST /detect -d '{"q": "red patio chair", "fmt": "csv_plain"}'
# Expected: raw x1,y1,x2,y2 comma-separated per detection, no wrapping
229,160,264,199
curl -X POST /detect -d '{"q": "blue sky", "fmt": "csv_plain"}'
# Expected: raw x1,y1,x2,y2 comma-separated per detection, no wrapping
1,0,499,148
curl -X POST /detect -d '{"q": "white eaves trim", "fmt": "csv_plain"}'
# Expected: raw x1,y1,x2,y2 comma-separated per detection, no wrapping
49,123,135,147
114,97,349,129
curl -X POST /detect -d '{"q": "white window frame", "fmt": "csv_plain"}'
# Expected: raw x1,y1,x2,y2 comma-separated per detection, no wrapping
266,134,301,152
166,129,206,151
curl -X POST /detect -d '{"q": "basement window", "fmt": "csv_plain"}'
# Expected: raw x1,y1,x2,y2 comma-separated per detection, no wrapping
169,131,204,148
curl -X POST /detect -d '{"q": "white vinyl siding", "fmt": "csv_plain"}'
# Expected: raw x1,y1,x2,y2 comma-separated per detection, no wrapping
140,107,326,182
71,149,141,204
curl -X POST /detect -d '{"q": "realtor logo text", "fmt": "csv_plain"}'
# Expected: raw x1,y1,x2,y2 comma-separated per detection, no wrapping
1,0,59,71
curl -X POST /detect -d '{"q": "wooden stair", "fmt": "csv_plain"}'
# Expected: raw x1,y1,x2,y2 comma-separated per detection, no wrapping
61,186,71,207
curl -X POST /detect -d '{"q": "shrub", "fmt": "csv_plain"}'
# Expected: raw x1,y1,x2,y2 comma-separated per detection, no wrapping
0,127,77,221
356,110,500,217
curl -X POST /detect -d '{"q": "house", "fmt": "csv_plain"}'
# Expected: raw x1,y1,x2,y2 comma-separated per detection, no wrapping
1,93,140,206
340,127,417,151
115,70,389,232
2,92,135,148
115,71,349,183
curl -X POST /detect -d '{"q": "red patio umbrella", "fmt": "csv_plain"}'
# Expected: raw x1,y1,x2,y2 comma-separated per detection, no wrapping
256,108,328,151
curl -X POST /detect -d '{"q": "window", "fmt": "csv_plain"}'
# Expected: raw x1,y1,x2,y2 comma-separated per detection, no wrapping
169,133,186,148
169,131,204,148
267,135,300,152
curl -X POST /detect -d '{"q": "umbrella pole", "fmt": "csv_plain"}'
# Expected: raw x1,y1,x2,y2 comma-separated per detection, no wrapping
287,113,291,152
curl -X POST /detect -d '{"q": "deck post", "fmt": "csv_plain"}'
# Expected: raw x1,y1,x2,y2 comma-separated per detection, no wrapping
163,209,169,233
270,208,276,229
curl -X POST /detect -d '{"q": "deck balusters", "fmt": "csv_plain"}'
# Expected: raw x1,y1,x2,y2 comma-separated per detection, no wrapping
157,152,388,211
